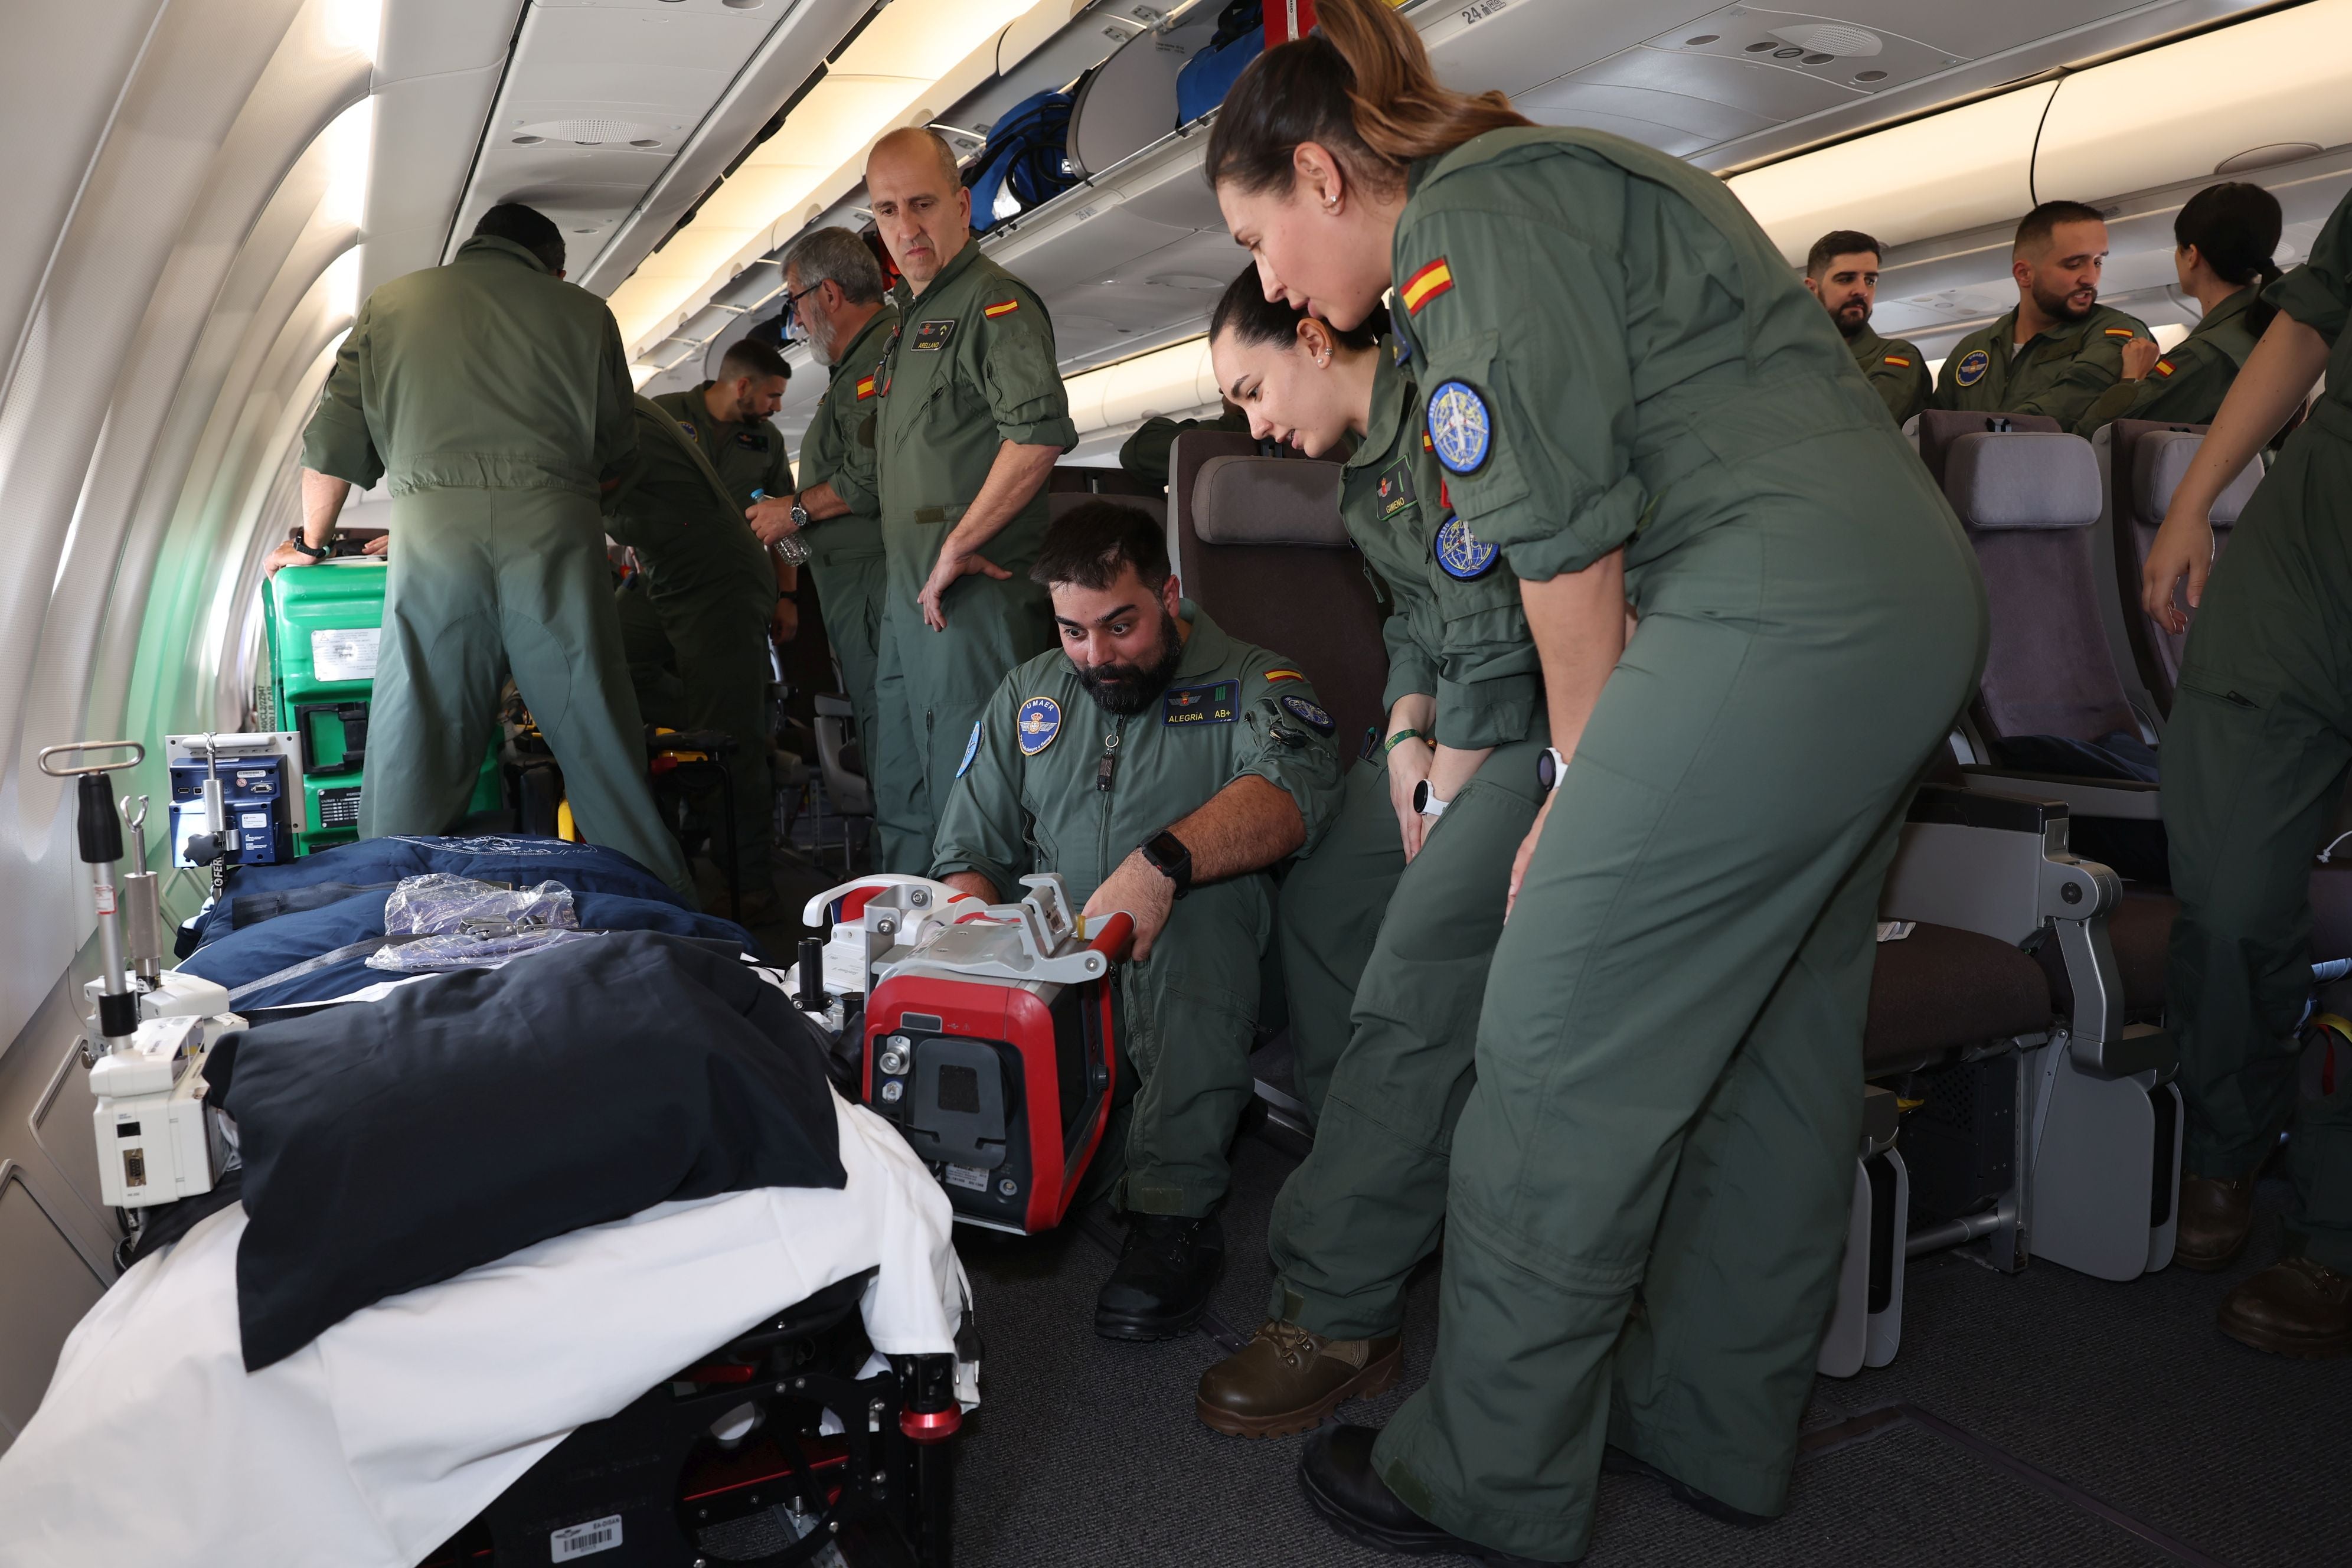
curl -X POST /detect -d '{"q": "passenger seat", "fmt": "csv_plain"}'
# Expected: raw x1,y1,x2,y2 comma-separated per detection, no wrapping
2097,417,2263,720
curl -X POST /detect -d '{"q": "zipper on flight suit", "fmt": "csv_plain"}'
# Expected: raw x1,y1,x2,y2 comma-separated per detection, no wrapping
1096,717,1125,886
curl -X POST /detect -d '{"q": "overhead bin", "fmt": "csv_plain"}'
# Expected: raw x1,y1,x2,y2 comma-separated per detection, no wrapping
1732,0,2352,265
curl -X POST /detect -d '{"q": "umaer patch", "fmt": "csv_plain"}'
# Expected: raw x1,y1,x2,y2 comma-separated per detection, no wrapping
912,319,957,352
1435,514,1499,580
677,422,698,437
1017,695,1061,755
1376,461,1417,518
957,720,982,778
1954,348,1990,387
1279,694,1335,734
1400,257,1454,315
1427,380,1492,475
1162,680,1238,726
983,299,1021,319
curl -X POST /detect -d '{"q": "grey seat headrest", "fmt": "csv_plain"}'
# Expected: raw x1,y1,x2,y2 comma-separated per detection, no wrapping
1945,431,2102,530
2134,429,2262,528
1191,455,1347,546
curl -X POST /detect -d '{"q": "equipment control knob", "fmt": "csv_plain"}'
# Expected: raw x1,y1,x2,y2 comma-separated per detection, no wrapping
878,1044,910,1076
879,1079,905,1103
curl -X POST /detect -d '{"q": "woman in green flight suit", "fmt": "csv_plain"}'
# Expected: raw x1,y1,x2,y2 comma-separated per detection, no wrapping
2077,181,2284,436
1207,3,1985,1562
1189,275,1547,1442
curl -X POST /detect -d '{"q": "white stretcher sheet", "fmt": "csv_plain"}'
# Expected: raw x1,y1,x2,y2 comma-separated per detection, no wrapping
0,1093,969,1568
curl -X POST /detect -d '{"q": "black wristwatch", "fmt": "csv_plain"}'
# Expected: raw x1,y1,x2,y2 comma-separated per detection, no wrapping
286,524,332,561
789,491,812,531
1140,829,1193,899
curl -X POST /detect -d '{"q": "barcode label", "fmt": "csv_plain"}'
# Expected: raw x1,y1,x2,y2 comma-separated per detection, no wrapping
943,1164,988,1192
550,1515,623,1561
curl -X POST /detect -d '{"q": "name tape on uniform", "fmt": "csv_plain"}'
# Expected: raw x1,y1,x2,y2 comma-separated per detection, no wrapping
1376,462,1417,517
912,319,956,353
1163,681,1237,726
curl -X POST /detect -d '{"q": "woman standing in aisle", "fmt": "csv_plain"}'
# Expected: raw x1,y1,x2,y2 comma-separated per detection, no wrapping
1206,2,1985,1560
1191,276,1547,1442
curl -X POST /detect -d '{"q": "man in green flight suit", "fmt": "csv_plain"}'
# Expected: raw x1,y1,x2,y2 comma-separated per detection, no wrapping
865,126,1077,873
1803,229,1930,427
778,227,899,801
268,202,694,901
607,393,781,915
628,336,796,909
933,501,1344,1341
1933,200,2153,426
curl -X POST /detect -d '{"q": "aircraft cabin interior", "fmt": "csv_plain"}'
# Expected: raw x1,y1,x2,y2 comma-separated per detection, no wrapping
4,0,2351,1563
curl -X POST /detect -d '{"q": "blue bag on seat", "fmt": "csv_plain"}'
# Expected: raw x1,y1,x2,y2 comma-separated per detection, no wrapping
1176,2,1265,125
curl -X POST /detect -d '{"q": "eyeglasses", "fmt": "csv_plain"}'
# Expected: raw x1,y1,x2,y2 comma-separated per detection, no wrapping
778,279,824,338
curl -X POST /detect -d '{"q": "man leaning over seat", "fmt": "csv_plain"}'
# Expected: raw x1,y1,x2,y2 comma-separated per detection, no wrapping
930,501,1345,1340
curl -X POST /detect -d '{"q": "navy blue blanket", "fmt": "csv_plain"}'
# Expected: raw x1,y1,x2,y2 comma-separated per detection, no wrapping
205,932,845,1371
190,834,688,950
181,888,762,1007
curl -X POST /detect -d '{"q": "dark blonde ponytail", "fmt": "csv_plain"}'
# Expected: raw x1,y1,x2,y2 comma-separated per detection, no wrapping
1206,0,1531,198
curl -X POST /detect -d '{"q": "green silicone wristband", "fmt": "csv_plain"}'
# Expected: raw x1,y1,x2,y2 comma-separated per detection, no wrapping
1383,728,1427,754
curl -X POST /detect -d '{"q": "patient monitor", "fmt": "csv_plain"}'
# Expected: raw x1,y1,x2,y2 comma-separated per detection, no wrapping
90,1013,240,1210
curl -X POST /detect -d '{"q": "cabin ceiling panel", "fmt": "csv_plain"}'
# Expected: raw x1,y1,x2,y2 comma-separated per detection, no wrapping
1417,0,1706,100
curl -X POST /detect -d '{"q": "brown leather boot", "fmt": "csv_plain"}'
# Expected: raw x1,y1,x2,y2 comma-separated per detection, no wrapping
2174,1172,2258,1272
2217,1256,2352,1358
1196,1320,1402,1439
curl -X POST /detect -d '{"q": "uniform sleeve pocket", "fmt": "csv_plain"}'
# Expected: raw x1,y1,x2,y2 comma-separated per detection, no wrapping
1421,331,1534,538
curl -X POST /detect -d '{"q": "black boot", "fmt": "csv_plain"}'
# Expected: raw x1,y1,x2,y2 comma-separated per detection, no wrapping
1298,1425,1570,1564
1094,1212,1223,1341
1601,1446,1772,1528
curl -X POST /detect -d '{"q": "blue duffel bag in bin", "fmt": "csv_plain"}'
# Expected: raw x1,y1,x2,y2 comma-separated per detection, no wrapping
1176,1,1266,125
966,89,1078,233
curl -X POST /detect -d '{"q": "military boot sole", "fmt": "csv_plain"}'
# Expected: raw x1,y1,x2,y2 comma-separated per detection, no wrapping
2172,1229,2253,1273
1195,1342,1403,1439
2217,1308,2352,1358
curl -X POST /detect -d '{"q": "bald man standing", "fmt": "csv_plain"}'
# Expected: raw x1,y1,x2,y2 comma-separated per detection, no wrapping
863,127,1077,871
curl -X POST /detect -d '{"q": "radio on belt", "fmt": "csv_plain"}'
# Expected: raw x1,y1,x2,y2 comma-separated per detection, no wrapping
794,874,1133,1235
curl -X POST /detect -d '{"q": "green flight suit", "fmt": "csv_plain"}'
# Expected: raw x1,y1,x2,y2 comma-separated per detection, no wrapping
1118,403,1253,486
930,603,1344,1216
653,381,795,508
606,396,781,894
298,234,695,900
2075,283,2265,436
795,306,899,795
871,243,1079,873
1368,128,1985,1561
1844,321,1932,427
1932,300,2152,427
1267,339,1546,1341
2162,191,2352,1271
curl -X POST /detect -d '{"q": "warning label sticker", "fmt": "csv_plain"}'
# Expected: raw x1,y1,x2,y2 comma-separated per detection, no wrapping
943,1164,988,1192
310,626,380,682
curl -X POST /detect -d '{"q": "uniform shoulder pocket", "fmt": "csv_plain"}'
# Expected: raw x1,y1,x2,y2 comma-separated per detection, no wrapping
1420,329,1533,538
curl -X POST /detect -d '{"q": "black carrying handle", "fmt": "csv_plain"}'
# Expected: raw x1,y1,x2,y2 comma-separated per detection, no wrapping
295,701,369,776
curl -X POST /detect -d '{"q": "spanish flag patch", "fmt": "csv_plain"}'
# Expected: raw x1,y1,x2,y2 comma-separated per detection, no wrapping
1400,257,1454,315
2105,327,2136,339
983,299,1021,319
855,374,876,400
1883,355,1912,368
2155,358,2176,377
1421,430,1433,452
1263,668,1305,684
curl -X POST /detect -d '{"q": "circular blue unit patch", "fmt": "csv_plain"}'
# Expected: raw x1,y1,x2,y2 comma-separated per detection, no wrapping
1954,348,1990,387
957,720,982,778
1434,514,1500,580
1017,695,1061,756
1280,694,1335,734
1426,380,1492,475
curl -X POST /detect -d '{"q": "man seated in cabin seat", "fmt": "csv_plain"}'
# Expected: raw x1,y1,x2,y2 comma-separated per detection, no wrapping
1804,228,1932,427
1932,200,2157,427
930,501,1345,1340
265,201,694,901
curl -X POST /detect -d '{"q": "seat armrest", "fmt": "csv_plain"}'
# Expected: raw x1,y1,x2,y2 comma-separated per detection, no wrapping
814,693,853,718
1961,766,2161,821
